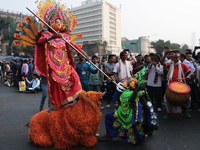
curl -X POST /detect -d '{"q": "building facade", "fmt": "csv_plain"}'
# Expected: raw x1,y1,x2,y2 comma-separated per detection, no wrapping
0,9,27,23
0,10,28,54
71,0,122,55
121,36,156,55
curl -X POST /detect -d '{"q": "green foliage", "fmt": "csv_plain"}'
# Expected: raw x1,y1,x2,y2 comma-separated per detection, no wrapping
0,16,14,41
107,50,112,54
169,43,181,50
94,41,101,45
151,39,171,53
180,44,189,53
2,29,11,40
12,46,21,56
151,39,189,54
7,47,11,55
12,46,35,58
103,40,108,46
0,16,14,28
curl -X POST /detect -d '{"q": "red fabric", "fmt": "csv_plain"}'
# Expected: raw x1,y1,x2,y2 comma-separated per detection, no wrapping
35,31,47,77
37,37,47,45
166,63,190,83
35,30,82,109
50,68,82,106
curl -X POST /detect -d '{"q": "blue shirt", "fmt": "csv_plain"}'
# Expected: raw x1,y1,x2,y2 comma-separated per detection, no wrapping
28,63,33,73
11,64,18,75
75,61,96,86
89,63,102,85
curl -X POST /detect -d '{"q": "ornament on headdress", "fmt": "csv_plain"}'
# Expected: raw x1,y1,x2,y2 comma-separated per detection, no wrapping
35,0,77,33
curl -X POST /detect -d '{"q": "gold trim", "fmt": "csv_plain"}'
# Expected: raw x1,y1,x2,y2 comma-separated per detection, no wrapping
50,89,82,110
135,101,138,122
61,89,82,105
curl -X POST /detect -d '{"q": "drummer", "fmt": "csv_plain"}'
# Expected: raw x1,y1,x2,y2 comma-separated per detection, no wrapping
161,51,193,119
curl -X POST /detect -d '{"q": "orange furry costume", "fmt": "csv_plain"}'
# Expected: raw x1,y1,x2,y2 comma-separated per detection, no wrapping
29,91,102,148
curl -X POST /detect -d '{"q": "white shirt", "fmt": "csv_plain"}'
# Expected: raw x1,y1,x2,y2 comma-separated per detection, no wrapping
183,59,195,73
113,61,132,79
26,78,40,89
145,64,163,87
167,59,171,63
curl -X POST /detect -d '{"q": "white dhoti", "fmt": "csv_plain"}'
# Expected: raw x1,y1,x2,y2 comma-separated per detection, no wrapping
164,95,191,113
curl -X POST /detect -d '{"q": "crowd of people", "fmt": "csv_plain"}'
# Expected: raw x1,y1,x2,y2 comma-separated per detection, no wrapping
1,46,200,115
74,47,200,117
0,59,40,90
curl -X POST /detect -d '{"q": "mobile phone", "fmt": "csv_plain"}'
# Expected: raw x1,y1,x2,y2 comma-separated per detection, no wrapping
124,49,129,51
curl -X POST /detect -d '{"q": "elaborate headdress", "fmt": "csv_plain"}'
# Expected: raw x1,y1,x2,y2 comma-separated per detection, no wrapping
13,0,82,46
35,0,77,32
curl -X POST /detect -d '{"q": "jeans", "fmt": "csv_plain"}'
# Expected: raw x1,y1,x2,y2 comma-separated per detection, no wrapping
40,84,49,107
0,71,3,83
82,84,90,92
90,84,101,92
28,72,33,80
188,83,198,106
106,82,115,104
147,86,162,108
13,76,19,88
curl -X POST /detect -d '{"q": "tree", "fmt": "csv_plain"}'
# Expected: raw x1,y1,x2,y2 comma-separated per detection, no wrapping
0,16,14,27
180,44,189,53
169,43,181,50
2,28,11,40
103,40,108,54
12,46,21,56
151,39,190,54
22,46,35,58
151,39,171,53
12,45,35,58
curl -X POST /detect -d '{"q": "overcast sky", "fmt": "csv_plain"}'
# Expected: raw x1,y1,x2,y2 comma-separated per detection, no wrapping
1,0,200,48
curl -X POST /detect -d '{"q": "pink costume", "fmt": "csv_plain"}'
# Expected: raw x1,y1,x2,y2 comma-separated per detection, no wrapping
36,31,82,110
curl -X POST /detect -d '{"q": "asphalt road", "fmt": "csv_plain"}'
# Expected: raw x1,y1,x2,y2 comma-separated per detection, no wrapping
0,83,200,150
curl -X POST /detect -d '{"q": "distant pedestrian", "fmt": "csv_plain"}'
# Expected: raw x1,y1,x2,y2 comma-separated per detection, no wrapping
39,75,49,111
11,60,19,88
75,53,101,92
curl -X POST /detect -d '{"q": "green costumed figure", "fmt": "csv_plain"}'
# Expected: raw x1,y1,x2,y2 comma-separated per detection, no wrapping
98,67,159,144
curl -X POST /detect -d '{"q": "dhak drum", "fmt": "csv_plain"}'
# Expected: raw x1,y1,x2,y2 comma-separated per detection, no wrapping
165,81,190,106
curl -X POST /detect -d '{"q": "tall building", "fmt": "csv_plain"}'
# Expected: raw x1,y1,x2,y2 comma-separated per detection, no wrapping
0,9,27,23
71,0,122,55
121,36,156,55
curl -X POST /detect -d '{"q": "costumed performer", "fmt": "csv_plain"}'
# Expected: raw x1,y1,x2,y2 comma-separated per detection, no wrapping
98,67,159,144
161,50,193,119
35,0,89,110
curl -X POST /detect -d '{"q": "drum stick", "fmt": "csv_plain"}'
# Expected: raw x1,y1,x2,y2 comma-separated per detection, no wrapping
177,78,186,80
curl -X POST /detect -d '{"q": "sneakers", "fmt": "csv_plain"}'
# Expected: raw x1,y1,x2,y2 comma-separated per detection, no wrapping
157,108,161,111
114,103,118,107
100,106,105,110
98,135,112,142
106,104,110,108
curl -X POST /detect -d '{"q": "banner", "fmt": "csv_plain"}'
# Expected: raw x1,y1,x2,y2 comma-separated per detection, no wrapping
19,81,26,91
